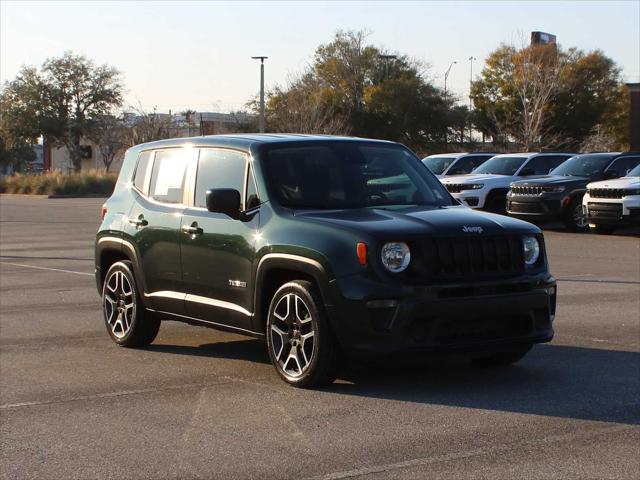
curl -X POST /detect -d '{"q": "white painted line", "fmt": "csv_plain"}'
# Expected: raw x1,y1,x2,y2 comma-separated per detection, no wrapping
0,261,93,277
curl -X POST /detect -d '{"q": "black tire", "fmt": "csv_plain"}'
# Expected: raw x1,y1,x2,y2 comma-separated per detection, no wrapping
101,261,160,347
473,343,533,367
590,224,615,235
563,198,589,232
484,192,506,214
266,280,340,387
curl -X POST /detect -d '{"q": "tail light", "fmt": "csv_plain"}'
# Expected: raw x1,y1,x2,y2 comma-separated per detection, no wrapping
101,204,107,221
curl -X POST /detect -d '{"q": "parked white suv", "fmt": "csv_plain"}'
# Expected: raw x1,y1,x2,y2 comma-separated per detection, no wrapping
422,152,496,178
441,152,574,212
583,160,640,234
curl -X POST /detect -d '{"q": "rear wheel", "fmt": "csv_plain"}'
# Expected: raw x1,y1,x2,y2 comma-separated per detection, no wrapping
473,343,533,367
563,198,588,232
590,224,615,235
266,281,339,387
102,261,160,347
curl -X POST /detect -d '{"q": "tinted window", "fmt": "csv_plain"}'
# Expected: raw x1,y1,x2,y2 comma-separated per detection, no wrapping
626,163,640,177
133,151,153,193
449,155,492,175
148,149,194,204
423,156,456,175
551,154,616,177
473,156,527,175
265,144,452,209
195,149,247,208
525,156,565,175
608,157,640,177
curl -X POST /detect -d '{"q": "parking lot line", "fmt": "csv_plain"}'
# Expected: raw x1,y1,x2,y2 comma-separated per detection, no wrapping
0,261,93,276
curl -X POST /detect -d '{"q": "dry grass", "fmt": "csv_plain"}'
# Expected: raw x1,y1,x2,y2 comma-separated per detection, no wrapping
0,170,117,196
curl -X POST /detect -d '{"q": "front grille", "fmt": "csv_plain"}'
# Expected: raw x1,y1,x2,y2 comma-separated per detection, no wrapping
445,184,466,193
587,202,623,218
511,185,555,196
509,201,544,214
588,188,626,199
409,235,526,280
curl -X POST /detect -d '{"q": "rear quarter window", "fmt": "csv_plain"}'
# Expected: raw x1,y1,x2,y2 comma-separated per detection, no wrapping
133,151,153,193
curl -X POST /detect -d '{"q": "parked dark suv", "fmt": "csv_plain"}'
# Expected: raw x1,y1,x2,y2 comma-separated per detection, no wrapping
506,152,640,231
96,135,556,387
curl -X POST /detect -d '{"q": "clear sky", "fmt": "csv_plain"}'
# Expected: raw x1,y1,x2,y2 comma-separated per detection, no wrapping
1,0,639,113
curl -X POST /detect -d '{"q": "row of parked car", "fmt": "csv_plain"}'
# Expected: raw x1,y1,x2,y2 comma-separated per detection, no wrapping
422,151,640,234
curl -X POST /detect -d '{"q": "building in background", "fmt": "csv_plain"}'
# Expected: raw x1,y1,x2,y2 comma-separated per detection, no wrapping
627,83,640,151
531,31,557,46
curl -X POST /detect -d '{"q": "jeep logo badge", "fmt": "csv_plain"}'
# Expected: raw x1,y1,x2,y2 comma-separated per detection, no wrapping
462,226,483,233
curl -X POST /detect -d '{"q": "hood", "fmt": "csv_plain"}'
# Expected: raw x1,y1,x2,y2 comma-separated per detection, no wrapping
441,173,507,183
587,177,640,189
513,175,591,188
294,205,538,238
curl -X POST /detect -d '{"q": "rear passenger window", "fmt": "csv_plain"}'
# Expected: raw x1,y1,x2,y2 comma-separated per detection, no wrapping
133,151,153,193
195,149,248,208
148,149,195,204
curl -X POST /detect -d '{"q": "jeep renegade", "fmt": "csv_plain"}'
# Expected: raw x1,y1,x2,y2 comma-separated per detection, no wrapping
95,135,557,387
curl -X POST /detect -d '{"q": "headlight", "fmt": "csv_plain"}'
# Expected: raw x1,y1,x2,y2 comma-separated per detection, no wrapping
523,236,540,266
463,184,484,190
381,242,411,272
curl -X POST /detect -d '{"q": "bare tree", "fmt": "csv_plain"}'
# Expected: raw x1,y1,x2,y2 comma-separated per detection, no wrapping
126,105,175,144
580,124,618,152
87,114,129,172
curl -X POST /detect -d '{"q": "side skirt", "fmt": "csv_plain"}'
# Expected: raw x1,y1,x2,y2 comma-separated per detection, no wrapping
146,308,265,339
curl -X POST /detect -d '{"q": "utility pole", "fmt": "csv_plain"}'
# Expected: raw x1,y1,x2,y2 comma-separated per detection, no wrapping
444,61,457,98
468,56,477,144
251,56,268,133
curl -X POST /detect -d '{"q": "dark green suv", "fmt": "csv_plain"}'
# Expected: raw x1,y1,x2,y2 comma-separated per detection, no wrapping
95,135,556,387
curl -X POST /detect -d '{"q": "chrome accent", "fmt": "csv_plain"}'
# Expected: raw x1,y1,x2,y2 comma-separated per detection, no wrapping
144,291,253,316
147,308,263,337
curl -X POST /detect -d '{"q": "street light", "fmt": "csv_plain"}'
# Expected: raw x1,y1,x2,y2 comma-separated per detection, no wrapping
251,56,268,133
444,61,457,98
468,56,477,143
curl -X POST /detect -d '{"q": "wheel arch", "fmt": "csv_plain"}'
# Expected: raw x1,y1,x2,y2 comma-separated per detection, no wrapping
253,254,334,334
95,236,148,295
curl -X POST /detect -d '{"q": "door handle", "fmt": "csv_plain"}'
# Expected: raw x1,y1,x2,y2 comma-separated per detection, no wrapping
182,222,203,236
128,215,148,228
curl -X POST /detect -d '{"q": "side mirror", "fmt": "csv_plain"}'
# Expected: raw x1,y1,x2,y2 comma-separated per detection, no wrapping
603,170,619,179
206,188,241,218
520,167,535,176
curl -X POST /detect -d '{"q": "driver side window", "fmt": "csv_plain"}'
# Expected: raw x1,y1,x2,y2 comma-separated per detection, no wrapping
195,149,248,209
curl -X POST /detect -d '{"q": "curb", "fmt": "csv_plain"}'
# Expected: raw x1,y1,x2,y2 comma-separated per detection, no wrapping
1,193,109,199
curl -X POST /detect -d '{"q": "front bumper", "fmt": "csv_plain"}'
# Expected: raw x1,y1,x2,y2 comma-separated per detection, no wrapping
506,193,566,221
583,194,640,226
326,273,556,355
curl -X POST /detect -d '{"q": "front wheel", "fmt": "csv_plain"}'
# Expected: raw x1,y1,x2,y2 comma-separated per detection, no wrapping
102,261,160,347
563,198,589,232
266,281,340,387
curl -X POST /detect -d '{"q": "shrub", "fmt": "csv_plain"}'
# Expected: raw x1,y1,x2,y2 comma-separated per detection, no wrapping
0,170,117,196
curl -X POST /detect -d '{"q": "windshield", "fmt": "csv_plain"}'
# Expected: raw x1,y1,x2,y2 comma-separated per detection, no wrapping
423,156,456,175
550,155,614,177
264,143,454,209
473,156,527,176
625,164,640,177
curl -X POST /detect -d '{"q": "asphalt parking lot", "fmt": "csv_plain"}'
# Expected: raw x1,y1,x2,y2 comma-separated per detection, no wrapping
0,196,638,480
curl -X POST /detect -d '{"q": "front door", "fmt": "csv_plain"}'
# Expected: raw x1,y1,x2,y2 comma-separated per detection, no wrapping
180,148,260,332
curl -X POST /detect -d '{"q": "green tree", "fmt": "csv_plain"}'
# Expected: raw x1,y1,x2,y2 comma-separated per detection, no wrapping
258,30,448,152
471,44,627,151
1,52,123,172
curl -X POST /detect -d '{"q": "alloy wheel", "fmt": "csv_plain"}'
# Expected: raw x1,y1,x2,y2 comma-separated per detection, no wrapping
573,203,587,229
103,270,135,339
269,293,315,377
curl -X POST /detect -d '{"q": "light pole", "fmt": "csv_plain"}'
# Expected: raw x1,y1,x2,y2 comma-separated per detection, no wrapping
251,56,268,133
468,56,477,143
444,61,457,98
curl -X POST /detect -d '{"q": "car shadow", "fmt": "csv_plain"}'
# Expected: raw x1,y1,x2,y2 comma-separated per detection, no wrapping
147,340,640,425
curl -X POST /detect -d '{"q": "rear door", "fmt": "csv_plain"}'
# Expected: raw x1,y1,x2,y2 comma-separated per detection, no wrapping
124,147,196,314
180,148,260,332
